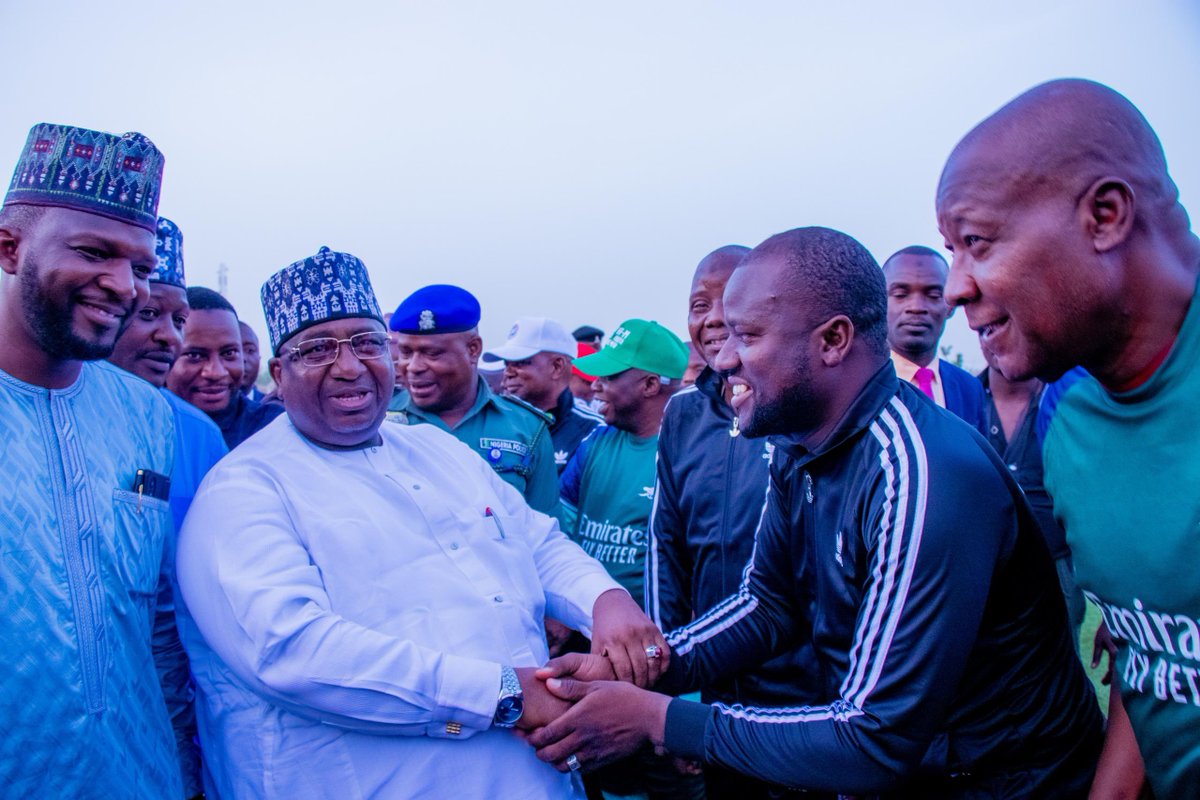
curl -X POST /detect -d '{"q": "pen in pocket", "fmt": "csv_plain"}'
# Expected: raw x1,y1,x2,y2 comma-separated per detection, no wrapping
485,507,507,539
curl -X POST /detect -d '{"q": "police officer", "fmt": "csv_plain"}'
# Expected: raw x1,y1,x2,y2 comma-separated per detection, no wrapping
485,316,602,475
387,285,559,514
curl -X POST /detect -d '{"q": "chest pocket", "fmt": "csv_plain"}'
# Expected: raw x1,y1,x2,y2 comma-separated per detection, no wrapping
465,510,545,621
110,489,169,597
486,450,532,477
479,437,536,487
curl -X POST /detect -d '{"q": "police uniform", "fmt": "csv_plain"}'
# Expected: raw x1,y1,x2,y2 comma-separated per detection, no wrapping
481,317,602,476
386,285,560,515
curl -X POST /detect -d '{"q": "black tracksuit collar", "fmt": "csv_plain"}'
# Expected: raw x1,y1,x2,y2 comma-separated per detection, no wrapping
693,366,734,420
549,387,577,431
771,359,900,466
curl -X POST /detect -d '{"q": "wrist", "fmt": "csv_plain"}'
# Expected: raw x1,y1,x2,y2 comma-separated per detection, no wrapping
660,697,709,759
593,587,631,613
492,665,524,728
647,691,672,750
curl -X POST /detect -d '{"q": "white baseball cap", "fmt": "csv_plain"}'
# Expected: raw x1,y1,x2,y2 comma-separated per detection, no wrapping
484,316,577,362
477,355,506,374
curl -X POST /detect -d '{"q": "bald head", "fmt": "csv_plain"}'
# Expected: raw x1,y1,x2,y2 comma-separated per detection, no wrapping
937,79,1199,385
940,79,1182,226
694,245,749,282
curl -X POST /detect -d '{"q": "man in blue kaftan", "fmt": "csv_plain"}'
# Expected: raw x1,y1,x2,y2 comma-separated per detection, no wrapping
0,123,190,797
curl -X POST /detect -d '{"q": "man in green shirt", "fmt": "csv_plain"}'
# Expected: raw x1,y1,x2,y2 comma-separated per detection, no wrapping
559,319,687,605
938,79,1200,798
387,284,559,515
559,318,698,799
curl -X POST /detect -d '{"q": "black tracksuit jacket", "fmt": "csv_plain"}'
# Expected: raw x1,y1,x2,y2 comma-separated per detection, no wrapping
658,363,1103,798
647,366,818,706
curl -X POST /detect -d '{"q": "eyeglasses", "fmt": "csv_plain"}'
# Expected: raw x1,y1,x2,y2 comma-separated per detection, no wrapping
288,332,391,367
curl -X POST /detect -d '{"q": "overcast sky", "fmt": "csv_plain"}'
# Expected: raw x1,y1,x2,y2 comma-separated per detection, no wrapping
4,1,1198,371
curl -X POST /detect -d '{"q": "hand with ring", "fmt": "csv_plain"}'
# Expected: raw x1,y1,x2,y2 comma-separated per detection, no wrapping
588,589,669,687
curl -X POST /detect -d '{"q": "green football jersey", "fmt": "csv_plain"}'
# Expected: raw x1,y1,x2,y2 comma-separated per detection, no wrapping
1043,278,1200,796
560,425,657,606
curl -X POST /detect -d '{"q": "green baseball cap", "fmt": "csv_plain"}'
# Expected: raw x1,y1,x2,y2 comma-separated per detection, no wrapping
572,319,688,380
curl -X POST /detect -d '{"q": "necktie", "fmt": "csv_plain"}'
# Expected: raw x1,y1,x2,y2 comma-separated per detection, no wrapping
914,367,935,399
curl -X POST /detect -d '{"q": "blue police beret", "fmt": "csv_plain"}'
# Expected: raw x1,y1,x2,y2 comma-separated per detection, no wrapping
390,284,481,335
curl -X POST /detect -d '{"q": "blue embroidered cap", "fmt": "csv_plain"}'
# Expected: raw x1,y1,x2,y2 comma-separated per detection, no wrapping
153,217,185,287
4,122,165,232
260,246,384,353
389,284,481,335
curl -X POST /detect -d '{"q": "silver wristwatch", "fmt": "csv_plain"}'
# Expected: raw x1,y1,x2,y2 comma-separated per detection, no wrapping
492,665,525,728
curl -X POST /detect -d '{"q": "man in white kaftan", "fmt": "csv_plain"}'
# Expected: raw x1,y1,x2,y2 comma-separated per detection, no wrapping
177,247,662,799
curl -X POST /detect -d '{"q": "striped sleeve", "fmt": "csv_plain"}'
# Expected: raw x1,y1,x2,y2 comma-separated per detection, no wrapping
665,398,1002,794
645,394,694,631
663,473,770,657
644,448,683,628
655,447,800,697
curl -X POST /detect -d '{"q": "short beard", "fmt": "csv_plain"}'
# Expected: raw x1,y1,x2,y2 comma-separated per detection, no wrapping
740,350,815,438
742,379,813,438
20,252,128,361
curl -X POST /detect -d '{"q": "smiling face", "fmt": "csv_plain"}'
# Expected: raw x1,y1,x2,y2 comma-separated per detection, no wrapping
108,282,189,387
688,251,743,368
503,351,568,411
591,368,651,430
714,253,821,438
395,331,481,415
937,145,1116,381
167,308,244,413
271,317,394,448
1,206,155,366
884,253,951,365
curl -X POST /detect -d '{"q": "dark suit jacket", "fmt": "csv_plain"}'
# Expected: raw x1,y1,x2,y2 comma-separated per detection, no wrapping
939,358,987,434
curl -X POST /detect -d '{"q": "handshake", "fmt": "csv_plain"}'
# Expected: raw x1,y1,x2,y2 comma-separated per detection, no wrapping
511,588,680,775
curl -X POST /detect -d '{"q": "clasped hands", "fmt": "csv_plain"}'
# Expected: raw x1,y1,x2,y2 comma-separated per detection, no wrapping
514,589,675,774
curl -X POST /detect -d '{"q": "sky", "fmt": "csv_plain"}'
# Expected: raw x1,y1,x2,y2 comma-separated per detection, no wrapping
3,0,1198,373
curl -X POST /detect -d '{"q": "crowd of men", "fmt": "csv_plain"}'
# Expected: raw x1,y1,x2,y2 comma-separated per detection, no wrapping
0,76,1196,799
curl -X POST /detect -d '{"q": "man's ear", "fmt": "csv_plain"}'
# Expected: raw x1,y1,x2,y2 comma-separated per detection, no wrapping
815,315,855,367
0,225,21,277
549,354,570,381
1082,177,1136,253
268,357,285,402
466,334,484,361
641,374,662,398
